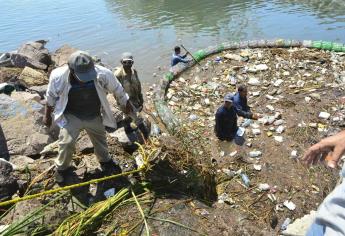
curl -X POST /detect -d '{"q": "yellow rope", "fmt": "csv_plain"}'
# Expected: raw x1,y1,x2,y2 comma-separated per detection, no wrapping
0,166,146,207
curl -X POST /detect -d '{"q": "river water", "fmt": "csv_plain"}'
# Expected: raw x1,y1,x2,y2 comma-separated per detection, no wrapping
1,0,345,84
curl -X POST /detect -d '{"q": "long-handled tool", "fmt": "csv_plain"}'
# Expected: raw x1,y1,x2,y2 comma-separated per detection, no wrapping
180,44,202,66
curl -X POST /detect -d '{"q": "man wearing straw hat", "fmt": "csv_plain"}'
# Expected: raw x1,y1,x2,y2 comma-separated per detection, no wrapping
44,51,132,183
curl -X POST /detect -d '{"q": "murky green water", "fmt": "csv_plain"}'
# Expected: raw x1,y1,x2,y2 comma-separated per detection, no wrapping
1,0,345,84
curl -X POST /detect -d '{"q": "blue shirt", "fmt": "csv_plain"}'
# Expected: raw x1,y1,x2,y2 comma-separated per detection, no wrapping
232,92,252,119
171,53,189,67
215,105,238,140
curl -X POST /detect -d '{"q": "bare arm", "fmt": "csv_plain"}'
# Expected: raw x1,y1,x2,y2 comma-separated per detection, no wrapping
302,130,345,168
43,104,53,127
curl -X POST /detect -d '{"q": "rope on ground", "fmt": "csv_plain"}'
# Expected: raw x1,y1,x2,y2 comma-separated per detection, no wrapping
0,167,146,208
0,143,151,208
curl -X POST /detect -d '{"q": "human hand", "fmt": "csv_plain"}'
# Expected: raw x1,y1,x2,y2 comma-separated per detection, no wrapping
251,113,261,120
302,130,345,168
124,101,133,114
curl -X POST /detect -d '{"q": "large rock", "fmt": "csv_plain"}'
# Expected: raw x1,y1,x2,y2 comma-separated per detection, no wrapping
29,84,48,99
11,91,41,103
0,94,53,156
17,40,51,66
18,66,48,86
1,198,69,232
109,127,144,151
0,67,22,83
76,133,94,154
9,155,35,170
52,45,78,67
0,40,51,70
0,159,19,201
10,53,48,70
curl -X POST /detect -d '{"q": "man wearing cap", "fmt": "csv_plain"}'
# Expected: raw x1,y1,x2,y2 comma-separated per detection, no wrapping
215,93,245,145
114,52,149,138
44,51,132,182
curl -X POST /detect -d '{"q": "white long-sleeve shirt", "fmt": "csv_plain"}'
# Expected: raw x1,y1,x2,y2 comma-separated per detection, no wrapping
46,65,129,128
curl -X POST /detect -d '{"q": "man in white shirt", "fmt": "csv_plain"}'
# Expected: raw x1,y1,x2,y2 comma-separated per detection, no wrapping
44,51,132,183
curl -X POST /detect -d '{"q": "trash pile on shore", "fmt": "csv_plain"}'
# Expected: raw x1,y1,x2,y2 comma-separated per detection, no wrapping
1,41,345,235
164,47,345,234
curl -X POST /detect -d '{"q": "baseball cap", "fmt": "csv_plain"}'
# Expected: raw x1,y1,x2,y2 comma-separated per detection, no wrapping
121,52,134,62
224,93,234,102
68,51,97,82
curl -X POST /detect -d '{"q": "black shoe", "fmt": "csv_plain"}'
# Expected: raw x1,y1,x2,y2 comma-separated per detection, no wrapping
100,159,120,174
54,169,67,183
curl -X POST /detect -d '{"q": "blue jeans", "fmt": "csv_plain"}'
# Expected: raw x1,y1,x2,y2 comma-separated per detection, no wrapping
306,222,325,236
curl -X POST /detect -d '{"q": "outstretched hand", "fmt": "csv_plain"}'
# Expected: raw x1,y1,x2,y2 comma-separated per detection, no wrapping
302,130,345,168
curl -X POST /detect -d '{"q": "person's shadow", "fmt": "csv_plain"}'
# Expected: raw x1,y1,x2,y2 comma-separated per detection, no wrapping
60,163,129,206
0,124,10,161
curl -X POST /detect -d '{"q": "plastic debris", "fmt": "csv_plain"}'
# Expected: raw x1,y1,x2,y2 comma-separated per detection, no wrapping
248,77,261,86
291,150,298,158
253,164,262,171
319,112,330,120
229,151,238,157
104,188,116,198
218,193,234,204
266,105,275,111
240,173,250,187
222,168,236,177
249,150,262,158
252,128,261,135
258,183,270,191
274,136,284,143
281,218,292,231
276,125,285,134
189,114,199,121
283,200,296,211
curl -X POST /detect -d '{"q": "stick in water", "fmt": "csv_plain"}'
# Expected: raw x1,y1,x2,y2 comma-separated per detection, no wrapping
180,44,202,66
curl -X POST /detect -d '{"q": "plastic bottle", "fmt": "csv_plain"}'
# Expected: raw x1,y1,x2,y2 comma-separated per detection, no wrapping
240,173,250,187
281,218,292,231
